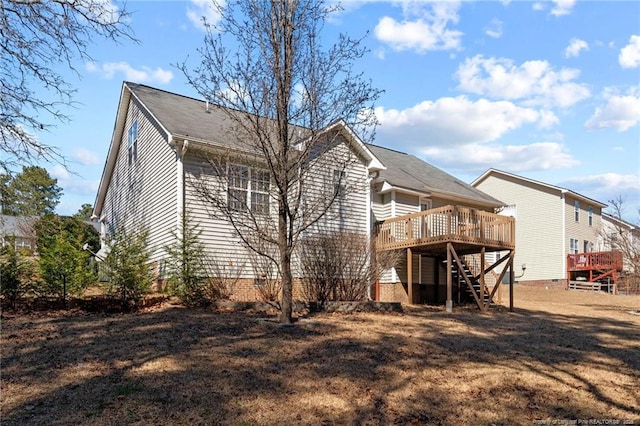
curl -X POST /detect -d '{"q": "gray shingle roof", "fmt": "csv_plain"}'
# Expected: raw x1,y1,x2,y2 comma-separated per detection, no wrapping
125,83,502,207
127,82,249,151
367,144,504,207
0,215,37,236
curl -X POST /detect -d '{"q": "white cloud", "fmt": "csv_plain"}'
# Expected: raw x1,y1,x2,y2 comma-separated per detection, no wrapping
374,2,463,53
485,18,503,39
85,62,174,84
619,35,640,69
532,3,545,12
421,142,579,173
585,89,640,132
51,164,70,181
374,96,556,147
565,38,588,58
187,0,224,32
532,0,576,16
455,55,590,108
550,0,576,16
72,148,101,166
560,173,640,200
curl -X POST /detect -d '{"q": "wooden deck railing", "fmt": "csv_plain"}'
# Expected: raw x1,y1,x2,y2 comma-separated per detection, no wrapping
375,205,515,251
567,251,623,272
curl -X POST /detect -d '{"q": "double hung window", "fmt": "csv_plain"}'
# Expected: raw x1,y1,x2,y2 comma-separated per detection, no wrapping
227,164,270,214
570,238,579,254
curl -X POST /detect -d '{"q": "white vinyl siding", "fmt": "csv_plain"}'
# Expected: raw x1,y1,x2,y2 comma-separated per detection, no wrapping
565,196,601,256
308,137,369,235
184,134,369,279
474,175,565,281
101,98,177,264
184,154,257,278
372,192,392,222
395,192,419,217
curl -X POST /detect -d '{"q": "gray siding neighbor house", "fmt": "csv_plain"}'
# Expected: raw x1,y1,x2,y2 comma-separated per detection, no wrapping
94,82,512,307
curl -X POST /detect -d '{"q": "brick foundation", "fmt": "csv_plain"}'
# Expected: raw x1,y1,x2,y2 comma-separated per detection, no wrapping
378,282,409,303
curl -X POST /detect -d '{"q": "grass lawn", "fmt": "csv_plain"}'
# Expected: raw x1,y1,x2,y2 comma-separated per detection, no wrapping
1,286,639,425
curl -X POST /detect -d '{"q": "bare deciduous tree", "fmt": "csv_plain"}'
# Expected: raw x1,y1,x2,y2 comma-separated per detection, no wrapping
1,0,135,171
599,196,640,294
181,0,381,322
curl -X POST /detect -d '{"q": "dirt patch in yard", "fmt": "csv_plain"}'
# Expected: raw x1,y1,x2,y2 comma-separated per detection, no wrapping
1,286,639,425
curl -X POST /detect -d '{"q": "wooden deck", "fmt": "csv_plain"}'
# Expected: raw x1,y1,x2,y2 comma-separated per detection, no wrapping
567,251,623,292
375,205,515,254
567,251,623,272
374,205,516,312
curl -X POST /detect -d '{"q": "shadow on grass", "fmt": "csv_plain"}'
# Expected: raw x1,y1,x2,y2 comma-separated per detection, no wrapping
1,303,639,425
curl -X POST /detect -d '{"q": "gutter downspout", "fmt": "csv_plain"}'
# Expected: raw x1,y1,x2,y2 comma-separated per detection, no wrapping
366,173,373,301
175,138,189,240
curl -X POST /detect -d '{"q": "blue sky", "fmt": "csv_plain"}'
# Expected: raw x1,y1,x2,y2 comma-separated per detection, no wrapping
27,0,640,221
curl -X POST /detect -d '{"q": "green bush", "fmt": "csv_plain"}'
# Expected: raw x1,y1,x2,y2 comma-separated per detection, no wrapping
35,214,98,299
0,243,39,307
164,215,211,306
103,227,154,309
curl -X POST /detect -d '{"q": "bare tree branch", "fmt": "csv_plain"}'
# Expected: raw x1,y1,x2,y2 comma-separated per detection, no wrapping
0,0,136,171
598,196,640,294
181,0,381,322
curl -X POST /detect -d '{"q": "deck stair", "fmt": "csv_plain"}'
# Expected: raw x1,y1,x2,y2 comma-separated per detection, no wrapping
446,257,491,305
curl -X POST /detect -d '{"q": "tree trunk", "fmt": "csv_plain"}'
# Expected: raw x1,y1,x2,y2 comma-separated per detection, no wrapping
279,200,293,323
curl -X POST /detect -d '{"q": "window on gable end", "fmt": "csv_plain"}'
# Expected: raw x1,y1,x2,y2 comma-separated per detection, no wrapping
127,120,138,166
574,200,580,222
588,206,593,226
333,169,346,199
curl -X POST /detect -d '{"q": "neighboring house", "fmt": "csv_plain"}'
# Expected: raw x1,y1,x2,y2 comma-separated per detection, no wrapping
598,212,639,254
598,213,639,287
0,215,37,253
471,169,607,287
94,82,515,308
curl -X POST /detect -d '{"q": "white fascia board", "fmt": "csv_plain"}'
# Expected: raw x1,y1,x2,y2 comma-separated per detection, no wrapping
377,183,431,198
93,82,175,218
322,120,386,172
93,84,131,217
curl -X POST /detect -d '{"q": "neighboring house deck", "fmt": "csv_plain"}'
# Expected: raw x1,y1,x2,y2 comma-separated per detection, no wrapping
567,250,623,293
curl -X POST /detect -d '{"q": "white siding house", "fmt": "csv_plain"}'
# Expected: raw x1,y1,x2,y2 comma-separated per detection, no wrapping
472,169,607,285
94,82,507,304
93,82,384,298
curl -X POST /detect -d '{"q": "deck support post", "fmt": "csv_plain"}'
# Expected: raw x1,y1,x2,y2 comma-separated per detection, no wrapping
509,260,514,312
407,247,413,304
446,243,453,313
480,247,486,312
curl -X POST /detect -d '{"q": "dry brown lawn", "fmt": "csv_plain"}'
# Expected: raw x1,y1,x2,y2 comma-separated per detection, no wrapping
1,286,639,425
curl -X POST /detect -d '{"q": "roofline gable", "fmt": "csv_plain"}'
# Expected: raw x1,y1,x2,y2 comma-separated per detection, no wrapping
93,82,172,218
471,168,607,209
320,120,385,172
